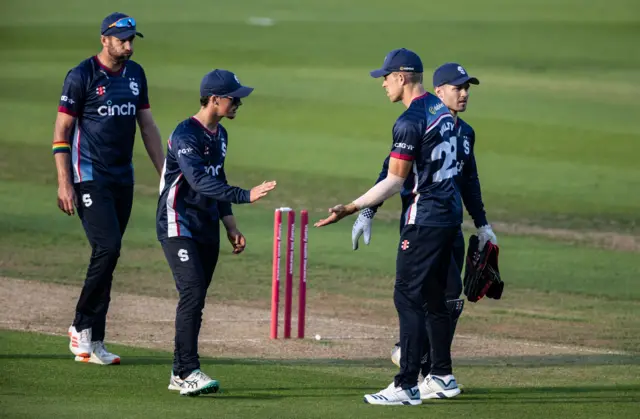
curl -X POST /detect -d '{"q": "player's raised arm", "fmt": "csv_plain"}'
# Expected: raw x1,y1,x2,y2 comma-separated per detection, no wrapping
370,155,391,211
172,133,275,203
315,119,418,227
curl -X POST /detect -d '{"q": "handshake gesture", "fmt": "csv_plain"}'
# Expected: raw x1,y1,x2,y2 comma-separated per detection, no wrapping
249,181,277,203
313,203,358,227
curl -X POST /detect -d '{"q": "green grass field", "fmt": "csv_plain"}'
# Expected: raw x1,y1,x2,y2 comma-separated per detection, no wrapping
2,331,639,419
1,0,639,417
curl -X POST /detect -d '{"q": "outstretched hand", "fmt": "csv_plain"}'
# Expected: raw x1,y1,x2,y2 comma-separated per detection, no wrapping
314,203,358,228
249,181,277,203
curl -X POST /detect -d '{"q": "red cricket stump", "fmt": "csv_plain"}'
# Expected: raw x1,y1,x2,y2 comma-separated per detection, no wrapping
283,211,295,338
270,207,308,340
270,209,282,340
298,210,308,339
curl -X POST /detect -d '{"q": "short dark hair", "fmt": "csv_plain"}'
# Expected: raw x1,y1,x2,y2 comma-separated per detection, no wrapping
200,96,212,107
403,71,423,84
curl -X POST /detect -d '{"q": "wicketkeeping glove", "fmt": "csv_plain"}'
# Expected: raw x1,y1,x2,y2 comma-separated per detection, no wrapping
463,234,504,302
477,224,498,251
352,208,375,250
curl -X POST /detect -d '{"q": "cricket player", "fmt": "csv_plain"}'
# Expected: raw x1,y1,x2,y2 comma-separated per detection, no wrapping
158,69,276,396
352,62,498,387
315,48,463,406
53,13,165,365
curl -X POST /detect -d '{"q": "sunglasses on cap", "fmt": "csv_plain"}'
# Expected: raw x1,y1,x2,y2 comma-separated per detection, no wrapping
107,17,136,30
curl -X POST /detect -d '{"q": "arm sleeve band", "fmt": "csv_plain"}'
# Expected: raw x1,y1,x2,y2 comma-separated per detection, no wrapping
353,172,405,210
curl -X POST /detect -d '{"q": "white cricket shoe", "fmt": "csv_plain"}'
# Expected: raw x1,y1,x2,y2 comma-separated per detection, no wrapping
179,369,220,396
364,382,422,406
391,346,465,393
68,325,92,358
75,341,120,365
419,374,461,399
168,372,185,391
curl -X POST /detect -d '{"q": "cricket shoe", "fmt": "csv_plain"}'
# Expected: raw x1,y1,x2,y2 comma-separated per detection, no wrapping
363,382,422,406
68,325,92,358
179,369,220,396
168,372,185,391
75,341,120,365
419,374,461,399
391,345,465,393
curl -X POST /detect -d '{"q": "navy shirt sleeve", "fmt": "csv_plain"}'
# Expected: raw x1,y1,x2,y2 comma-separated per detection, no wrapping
460,130,488,227
138,66,150,110
172,133,251,204
58,68,86,117
389,118,421,161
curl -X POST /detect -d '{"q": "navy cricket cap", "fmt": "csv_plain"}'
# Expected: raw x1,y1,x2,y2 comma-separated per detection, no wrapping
200,69,254,98
432,63,479,87
101,13,144,40
370,48,423,78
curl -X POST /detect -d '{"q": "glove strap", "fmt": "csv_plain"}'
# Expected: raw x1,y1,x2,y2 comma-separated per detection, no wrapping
360,208,376,219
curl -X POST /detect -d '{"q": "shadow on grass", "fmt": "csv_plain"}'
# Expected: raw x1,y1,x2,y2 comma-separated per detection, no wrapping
0,354,71,360
185,391,368,400
465,384,640,395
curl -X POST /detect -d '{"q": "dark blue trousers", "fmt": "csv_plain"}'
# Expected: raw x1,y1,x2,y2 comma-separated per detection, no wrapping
420,229,465,376
73,181,133,342
161,237,219,379
394,225,459,388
